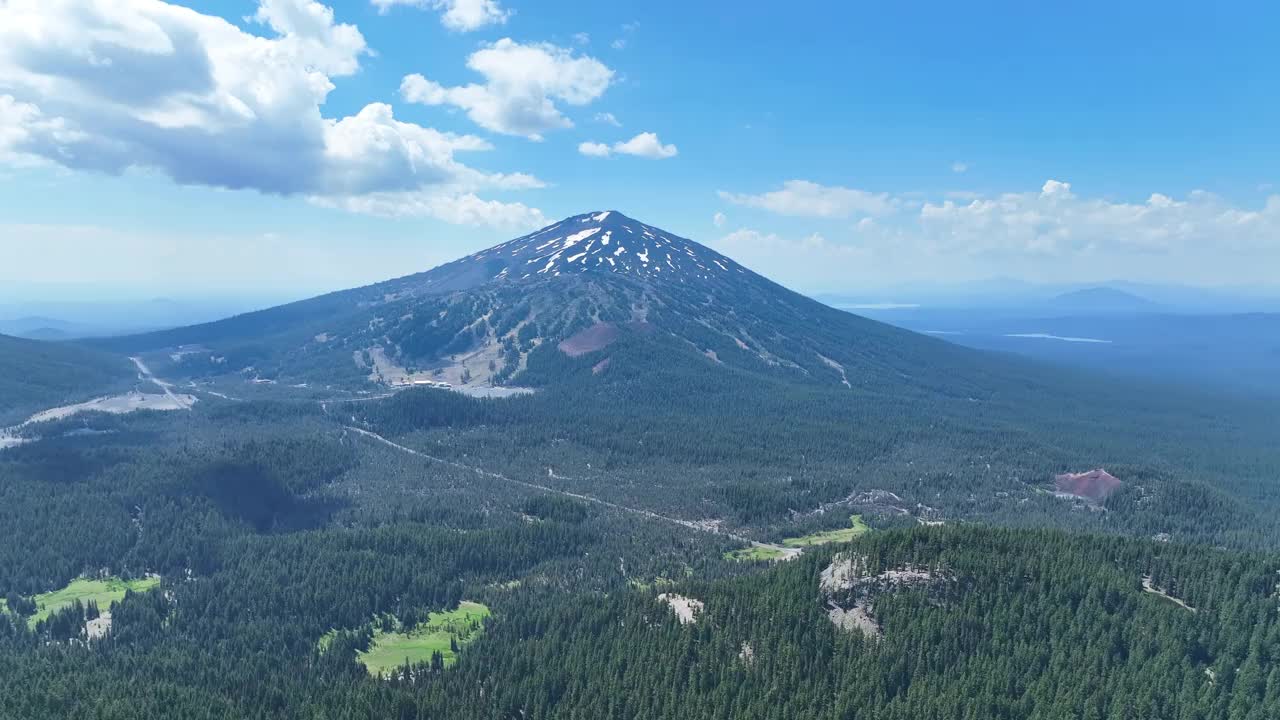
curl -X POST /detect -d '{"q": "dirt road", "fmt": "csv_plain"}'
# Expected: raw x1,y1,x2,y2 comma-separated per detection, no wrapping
344,425,799,560
130,356,194,409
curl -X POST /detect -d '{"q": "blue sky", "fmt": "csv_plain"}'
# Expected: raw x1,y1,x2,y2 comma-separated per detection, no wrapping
1,0,1277,300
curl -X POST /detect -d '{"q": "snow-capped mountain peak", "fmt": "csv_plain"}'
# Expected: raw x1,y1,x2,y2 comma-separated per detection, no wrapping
467,211,746,283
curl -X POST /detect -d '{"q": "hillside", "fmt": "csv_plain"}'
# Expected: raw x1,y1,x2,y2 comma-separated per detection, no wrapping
0,334,135,425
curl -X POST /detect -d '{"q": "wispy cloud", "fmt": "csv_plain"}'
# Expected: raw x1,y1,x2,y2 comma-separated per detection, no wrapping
719,180,896,218
611,21,639,50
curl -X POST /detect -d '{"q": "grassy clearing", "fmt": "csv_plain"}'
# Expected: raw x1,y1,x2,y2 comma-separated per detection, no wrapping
781,515,871,548
357,601,490,677
724,545,786,562
3,577,160,628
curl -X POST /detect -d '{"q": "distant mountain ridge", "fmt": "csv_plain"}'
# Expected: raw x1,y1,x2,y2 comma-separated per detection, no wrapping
1048,287,1159,314
818,280,1280,315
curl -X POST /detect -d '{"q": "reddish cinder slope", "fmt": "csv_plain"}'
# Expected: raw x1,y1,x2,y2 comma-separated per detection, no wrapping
558,322,619,357
1054,469,1122,501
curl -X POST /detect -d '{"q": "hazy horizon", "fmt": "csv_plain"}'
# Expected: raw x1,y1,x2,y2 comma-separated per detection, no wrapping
4,264,1280,310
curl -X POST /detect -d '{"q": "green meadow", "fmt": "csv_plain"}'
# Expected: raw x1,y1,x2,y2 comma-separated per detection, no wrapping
723,545,787,562
357,601,490,676
782,515,871,548
726,516,872,561
1,576,160,628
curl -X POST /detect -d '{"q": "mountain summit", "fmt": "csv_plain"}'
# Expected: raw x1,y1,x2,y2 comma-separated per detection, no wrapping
469,211,747,282
399,211,749,297
106,212,985,395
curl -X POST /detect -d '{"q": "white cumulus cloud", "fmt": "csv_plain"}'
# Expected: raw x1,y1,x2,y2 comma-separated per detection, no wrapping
254,0,368,73
1040,178,1074,198
578,141,612,158
371,0,510,31
713,179,1280,288
401,39,614,140
577,132,679,160
916,183,1280,257
0,0,541,227
613,132,678,159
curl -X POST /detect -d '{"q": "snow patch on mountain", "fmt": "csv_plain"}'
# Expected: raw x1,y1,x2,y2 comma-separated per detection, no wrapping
469,211,746,283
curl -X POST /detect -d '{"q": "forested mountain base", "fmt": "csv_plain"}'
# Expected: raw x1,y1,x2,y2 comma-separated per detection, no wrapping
350,343,1280,551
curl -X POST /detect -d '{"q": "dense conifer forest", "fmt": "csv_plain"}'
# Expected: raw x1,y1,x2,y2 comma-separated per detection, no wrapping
1,371,1279,718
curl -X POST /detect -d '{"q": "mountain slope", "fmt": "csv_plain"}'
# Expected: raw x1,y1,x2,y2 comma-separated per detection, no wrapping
0,334,135,424
101,212,1035,395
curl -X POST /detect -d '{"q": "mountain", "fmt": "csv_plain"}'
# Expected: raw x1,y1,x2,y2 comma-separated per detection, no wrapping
102,211,1003,395
1048,287,1160,314
0,316,85,340
12,326,73,341
90,212,1280,547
